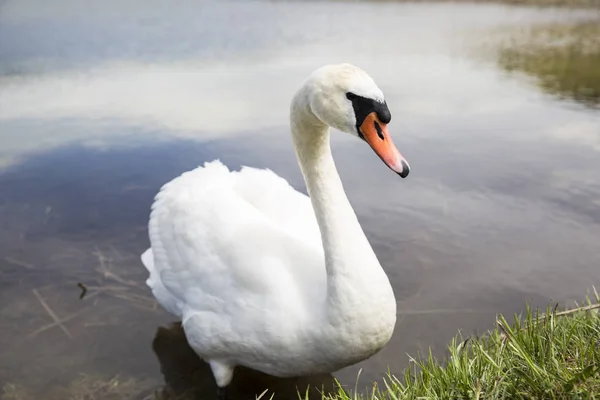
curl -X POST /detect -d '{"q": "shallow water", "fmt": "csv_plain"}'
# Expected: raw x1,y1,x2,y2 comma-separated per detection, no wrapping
1,0,599,398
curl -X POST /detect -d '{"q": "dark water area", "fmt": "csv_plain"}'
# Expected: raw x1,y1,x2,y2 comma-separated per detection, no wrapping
0,134,337,399
1,0,600,398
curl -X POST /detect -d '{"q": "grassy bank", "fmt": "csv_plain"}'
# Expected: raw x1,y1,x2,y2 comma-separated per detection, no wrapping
497,19,600,108
326,294,600,400
313,0,600,8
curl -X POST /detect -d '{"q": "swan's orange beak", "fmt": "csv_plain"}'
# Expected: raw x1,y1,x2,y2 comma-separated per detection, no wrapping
359,112,410,178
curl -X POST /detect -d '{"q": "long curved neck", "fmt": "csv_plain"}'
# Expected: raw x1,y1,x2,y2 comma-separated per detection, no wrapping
290,92,394,321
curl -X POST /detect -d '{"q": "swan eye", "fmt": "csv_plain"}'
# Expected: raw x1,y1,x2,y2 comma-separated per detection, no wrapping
374,121,385,140
347,92,392,143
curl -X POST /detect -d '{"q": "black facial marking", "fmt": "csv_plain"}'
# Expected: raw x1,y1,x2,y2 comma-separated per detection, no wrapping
346,92,391,139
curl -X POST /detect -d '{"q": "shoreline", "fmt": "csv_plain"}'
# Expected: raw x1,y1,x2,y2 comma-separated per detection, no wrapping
327,295,600,399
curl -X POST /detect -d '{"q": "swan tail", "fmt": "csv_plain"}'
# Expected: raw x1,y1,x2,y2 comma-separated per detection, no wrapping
140,248,182,317
141,247,154,271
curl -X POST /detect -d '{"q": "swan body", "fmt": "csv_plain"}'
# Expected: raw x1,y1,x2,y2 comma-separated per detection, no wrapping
142,64,411,390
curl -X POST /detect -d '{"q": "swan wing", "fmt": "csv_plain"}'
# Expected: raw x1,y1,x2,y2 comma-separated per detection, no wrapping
142,160,325,321
232,164,322,248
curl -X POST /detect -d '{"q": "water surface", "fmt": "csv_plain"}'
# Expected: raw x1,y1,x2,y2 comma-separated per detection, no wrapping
1,0,599,398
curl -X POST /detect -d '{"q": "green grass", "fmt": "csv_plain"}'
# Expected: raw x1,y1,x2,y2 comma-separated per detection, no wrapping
320,292,600,400
497,19,600,108
304,0,600,8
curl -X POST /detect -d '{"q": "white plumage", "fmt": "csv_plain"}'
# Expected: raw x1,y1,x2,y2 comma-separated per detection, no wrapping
141,63,410,391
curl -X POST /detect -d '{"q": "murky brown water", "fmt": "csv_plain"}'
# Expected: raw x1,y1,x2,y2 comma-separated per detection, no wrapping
1,0,599,398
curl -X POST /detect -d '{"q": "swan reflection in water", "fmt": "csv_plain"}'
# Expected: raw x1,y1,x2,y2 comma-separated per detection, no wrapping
151,322,338,400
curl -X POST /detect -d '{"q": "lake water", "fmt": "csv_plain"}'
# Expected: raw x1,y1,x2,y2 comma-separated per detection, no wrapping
1,0,599,398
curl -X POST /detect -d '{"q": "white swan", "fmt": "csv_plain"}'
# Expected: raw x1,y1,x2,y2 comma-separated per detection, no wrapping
141,63,410,398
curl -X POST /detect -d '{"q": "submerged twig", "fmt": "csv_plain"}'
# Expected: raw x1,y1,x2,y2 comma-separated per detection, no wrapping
75,284,130,292
77,282,88,299
30,289,104,338
108,244,127,261
116,292,154,303
111,293,156,311
93,247,138,287
29,307,87,338
32,289,73,339
4,257,34,269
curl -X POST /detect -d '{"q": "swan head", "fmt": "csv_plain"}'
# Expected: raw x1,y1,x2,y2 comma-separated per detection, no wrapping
305,63,410,178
